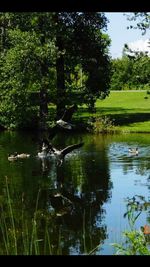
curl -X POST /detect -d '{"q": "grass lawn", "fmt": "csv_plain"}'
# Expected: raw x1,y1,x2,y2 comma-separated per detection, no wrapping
76,91,150,133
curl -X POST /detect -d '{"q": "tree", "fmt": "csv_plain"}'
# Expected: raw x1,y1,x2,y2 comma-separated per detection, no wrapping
55,12,111,114
0,12,111,129
50,12,111,116
0,13,57,129
110,49,150,91
125,12,150,34
132,53,150,88
110,56,134,90
119,13,150,90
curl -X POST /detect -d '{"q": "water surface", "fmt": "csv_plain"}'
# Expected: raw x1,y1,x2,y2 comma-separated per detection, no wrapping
0,131,150,255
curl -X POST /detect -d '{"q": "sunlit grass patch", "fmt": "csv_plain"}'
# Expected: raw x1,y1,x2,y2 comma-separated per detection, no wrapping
76,91,150,133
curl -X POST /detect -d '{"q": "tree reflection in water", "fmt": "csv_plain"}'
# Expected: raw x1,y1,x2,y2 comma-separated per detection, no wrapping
37,138,112,255
2,131,150,254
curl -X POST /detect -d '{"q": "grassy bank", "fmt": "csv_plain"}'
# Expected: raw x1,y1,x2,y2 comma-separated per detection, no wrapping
76,91,150,133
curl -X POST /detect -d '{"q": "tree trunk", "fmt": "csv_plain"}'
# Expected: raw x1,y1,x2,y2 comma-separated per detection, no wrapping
55,14,66,119
37,16,49,130
39,60,49,130
39,86,48,130
56,43,65,119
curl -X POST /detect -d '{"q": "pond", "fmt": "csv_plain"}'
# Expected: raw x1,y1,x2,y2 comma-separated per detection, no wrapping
0,130,150,255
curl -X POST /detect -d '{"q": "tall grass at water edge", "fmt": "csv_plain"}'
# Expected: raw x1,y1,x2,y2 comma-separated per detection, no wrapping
0,176,61,255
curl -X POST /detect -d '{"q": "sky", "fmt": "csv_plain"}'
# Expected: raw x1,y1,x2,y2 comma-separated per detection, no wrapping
105,12,150,58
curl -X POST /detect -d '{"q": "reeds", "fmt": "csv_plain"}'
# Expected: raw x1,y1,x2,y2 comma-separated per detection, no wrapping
0,176,61,255
0,177,17,254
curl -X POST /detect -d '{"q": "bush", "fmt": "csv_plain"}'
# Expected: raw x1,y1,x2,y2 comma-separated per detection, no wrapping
90,116,116,133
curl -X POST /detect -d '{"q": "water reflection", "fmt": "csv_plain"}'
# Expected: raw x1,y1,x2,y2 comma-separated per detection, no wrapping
0,131,150,254
38,137,112,254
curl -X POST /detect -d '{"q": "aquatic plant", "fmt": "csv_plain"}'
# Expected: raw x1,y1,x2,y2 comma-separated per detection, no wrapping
0,177,61,255
112,195,150,255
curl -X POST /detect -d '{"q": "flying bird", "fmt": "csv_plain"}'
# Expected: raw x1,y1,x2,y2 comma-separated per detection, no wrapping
47,104,77,140
56,119,74,130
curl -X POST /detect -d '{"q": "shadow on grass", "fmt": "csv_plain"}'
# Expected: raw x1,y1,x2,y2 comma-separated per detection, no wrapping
111,113,150,126
76,107,150,126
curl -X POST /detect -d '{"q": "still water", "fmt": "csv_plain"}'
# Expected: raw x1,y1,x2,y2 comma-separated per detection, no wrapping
0,131,150,255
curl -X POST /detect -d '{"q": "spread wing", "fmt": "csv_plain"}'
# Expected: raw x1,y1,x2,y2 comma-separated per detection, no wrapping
61,142,84,157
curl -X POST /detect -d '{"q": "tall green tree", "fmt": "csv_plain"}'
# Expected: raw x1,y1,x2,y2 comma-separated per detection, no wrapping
0,12,111,129
110,51,150,91
110,56,134,90
54,12,111,115
0,12,57,129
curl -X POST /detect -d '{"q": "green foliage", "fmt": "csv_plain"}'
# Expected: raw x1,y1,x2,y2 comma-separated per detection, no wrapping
90,116,116,133
124,196,145,230
0,12,111,129
0,31,38,128
110,53,150,91
125,12,150,35
132,54,150,87
112,230,150,255
65,64,88,105
110,56,133,90
0,15,57,129
58,12,111,109
112,196,150,255
82,31,111,106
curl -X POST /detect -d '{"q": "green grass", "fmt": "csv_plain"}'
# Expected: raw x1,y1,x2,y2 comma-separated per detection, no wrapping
76,91,150,133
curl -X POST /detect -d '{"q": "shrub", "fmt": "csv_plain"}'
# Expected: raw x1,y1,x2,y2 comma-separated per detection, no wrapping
90,116,116,133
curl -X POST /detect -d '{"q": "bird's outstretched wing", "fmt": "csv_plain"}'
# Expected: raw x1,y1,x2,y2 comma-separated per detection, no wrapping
61,142,84,157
